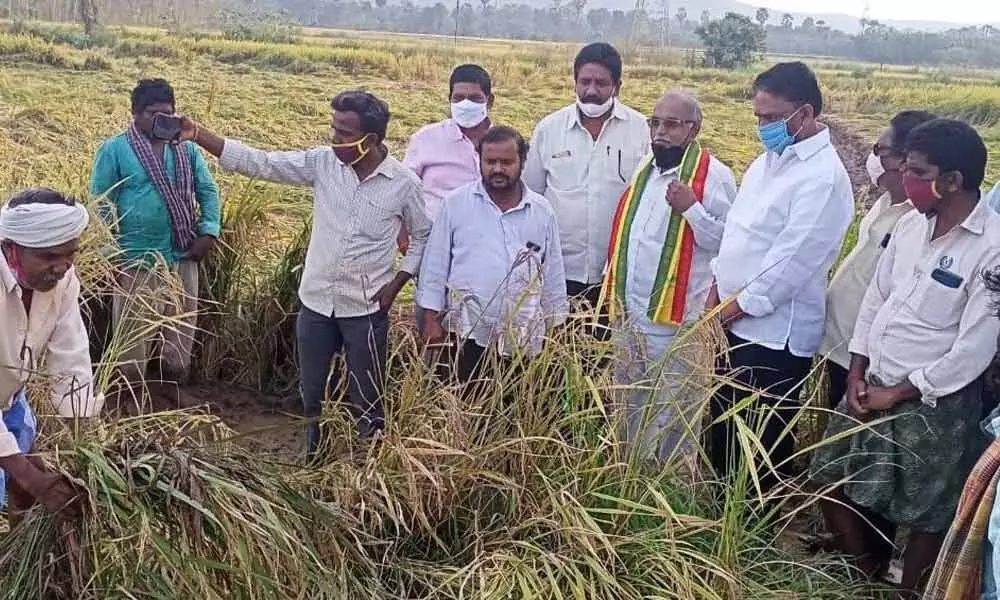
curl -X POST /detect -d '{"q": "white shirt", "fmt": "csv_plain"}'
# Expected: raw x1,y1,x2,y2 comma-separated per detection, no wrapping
625,155,737,337
416,180,568,355
988,181,1000,213
818,192,913,369
0,259,102,457
849,199,1000,405
219,140,432,319
523,101,650,285
712,127,854,357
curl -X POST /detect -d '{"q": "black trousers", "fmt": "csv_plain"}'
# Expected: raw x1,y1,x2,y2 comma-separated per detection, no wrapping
826,361,849,409
709,331,813,495
566,280,610,341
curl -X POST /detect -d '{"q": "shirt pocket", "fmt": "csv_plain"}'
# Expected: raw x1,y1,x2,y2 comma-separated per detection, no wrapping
545,153,583,192
912,272,967,330
357,195,401,241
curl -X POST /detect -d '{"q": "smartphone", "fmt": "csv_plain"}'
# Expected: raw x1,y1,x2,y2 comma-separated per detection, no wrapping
151,112,181,142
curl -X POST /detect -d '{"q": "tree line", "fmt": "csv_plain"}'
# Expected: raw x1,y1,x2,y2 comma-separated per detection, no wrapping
5,0,1000,69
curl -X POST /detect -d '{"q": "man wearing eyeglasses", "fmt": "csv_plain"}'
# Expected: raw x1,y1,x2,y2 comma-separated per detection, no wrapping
523,43,649,343
818,110,936,410
599,89,736,462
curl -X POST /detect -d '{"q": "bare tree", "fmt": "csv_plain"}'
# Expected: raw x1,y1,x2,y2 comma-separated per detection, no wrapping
78,0,99,34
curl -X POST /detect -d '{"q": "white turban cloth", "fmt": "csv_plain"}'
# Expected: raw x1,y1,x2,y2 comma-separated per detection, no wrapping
0,202,90,248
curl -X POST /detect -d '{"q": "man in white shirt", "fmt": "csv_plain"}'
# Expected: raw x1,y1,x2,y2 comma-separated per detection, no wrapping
418,126,568,387
0,188,103,516
987,180,1000,213
523,42,649,336
811,118,1000,593
403,64,493,331
600,90,736,462
819,110,935,409
706,62,854,494
180,90,431,457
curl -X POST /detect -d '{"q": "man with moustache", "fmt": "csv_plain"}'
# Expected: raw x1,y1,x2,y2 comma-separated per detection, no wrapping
417,126,568,386
600,89,736,462
524,43,648,340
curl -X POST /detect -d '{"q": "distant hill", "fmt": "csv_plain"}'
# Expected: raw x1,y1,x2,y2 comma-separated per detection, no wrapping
364,0,999,34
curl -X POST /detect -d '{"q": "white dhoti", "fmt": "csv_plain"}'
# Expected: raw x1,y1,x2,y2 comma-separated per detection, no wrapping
616,324,708,465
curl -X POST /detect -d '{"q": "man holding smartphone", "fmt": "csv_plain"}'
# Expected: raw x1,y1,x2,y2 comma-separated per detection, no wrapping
90,78,221,398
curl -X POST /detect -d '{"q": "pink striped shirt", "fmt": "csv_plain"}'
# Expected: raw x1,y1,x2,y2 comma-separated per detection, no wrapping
403,119,481,222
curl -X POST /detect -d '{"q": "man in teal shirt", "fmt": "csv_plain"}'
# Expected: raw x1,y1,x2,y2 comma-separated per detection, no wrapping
90,78,221,393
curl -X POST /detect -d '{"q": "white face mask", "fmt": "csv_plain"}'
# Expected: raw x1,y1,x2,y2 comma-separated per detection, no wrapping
450,99,489,129
576,96,614,119
866,151,886,187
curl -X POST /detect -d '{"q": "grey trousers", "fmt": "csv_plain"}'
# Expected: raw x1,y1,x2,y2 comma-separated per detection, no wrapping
112,260,199,384
296,305,389,453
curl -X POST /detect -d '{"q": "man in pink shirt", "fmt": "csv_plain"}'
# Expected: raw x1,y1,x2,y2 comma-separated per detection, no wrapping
402,64,493,329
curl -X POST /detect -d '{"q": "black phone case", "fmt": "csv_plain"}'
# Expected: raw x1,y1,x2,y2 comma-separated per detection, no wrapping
930,268,963,289
152,114,181,141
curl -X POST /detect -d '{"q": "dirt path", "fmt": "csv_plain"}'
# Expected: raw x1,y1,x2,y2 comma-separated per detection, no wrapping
824,114,878,207
182,384,302,460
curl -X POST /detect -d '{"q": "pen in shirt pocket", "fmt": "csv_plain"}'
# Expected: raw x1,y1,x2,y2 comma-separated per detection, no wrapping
880,233,891,248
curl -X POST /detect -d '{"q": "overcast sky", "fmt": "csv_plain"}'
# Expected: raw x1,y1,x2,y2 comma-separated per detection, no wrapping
754,0,1000,24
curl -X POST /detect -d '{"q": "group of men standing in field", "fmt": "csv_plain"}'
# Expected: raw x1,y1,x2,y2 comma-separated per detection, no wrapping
5,40,1000,596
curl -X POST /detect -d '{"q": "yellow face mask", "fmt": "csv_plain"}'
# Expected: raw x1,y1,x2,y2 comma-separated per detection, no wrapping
331,133,372,166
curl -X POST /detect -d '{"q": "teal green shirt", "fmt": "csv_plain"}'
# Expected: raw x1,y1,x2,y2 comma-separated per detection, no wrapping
90,133,221,266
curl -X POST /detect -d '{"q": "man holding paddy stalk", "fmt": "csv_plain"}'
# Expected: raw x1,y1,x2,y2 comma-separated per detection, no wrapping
90,78,222,394
599,89,736,463
177,90,431,457
403,64,494,332
524,42,648,340
0,188,102,516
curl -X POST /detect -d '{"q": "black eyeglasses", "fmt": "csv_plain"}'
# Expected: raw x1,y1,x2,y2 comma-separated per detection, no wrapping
648,117,696,131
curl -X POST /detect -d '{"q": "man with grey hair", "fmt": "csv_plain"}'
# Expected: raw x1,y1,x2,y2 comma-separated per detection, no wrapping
599,89,737,462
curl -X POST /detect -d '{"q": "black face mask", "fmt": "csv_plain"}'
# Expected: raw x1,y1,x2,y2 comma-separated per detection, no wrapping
652,143,686,171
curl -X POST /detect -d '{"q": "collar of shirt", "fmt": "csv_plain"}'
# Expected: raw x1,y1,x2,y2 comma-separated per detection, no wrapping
471,180,533,213
779,126,832,162
444,118,470,142
337,149,398,182
567,99,631,131
922,194,991,242
0,256,16,294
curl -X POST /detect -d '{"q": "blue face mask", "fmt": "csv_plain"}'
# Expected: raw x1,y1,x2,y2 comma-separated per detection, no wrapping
757,106,805,154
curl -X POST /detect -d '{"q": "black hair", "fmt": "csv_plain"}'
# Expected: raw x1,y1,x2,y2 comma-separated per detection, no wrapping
477,126,529,161
331,90,391,143
753,61,823,116
889,110,937,149
573,42,623,84
905,118,987,192
7,187,77,208
449,64,492,97
131,78,175,114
